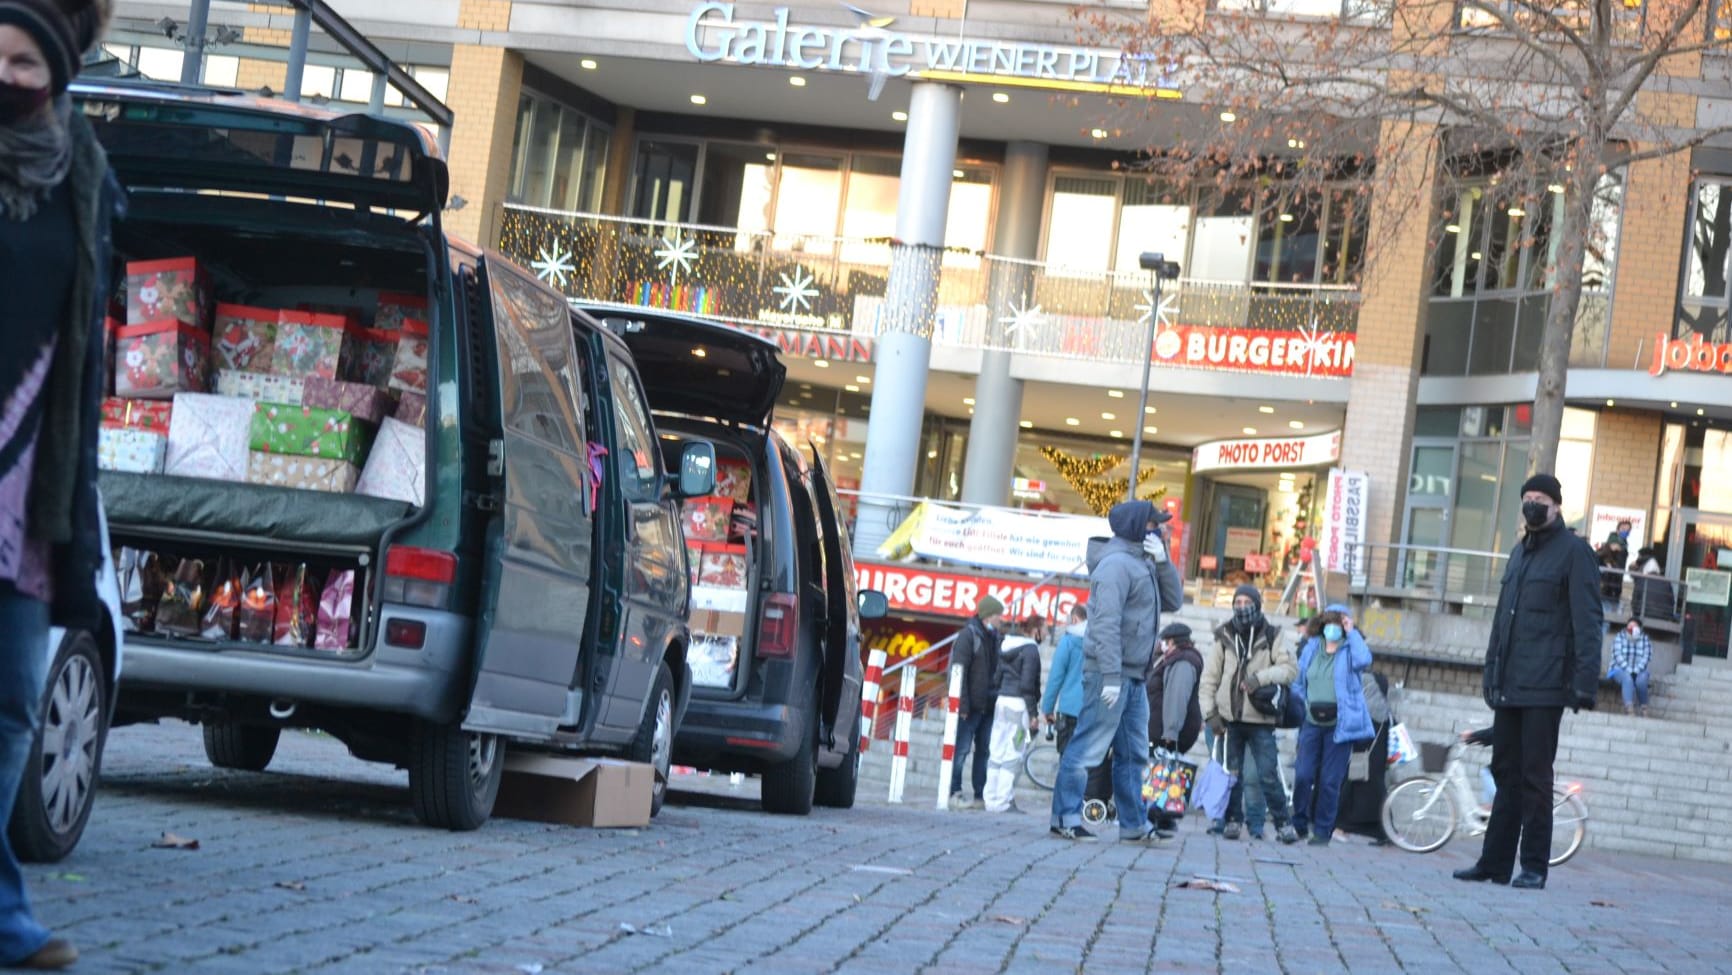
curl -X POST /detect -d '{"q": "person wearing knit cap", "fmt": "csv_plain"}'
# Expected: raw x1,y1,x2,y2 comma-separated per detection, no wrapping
1145,622,1204,838
1454,471,1601,892
1200,583,1301,843
948,595,1006,808
0,0,112,968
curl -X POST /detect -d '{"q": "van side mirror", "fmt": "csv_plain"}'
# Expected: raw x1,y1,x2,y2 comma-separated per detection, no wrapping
674,441,717,499
858,589,888,620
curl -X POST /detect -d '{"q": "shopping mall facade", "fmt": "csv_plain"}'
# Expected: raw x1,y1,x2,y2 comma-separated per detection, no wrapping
104,0,1732,657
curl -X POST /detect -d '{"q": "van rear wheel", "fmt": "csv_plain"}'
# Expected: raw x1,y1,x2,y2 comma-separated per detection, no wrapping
762,703,817,816
409,721,502,831
626,663,674,817
202,722,279,772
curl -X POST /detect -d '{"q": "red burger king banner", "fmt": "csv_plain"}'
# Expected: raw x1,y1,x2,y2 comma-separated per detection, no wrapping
1650,331,1732,376
1152,324,1355,378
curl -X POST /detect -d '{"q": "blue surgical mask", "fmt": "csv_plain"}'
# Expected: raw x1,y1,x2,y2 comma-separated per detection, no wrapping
1323,623,1345,643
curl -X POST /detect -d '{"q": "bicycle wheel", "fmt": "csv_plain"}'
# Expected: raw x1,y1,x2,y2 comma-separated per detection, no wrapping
1022,742,1059,792
1382,776,1458,854
1550,787,1588,866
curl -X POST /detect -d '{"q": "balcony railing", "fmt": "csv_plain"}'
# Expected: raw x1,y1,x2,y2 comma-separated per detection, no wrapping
498,205,1361,369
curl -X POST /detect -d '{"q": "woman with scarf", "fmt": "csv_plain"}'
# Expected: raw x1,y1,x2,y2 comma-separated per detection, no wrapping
0,0,115,968
1289,605,1375,847
1145,622,1203,838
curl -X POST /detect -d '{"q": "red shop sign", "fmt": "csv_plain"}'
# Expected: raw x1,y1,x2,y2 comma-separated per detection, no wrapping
853,560,1090,621
1152,323,1355,378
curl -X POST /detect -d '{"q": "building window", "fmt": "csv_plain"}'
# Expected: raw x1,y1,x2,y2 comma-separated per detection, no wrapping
1425,172,1622,376
509,91,611,212
1680,179,1732,341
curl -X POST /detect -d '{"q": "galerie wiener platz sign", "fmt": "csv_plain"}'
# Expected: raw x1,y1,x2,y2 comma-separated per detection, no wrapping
684,2,1179,93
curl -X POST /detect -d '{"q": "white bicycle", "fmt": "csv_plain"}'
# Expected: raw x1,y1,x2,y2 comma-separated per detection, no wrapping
1381,739,1588,866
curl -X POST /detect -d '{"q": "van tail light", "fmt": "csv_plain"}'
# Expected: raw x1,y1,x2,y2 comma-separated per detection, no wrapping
757,592,799,659
384,546,457,610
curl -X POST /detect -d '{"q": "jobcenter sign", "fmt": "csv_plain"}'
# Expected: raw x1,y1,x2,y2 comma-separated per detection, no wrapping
684,2,1174,89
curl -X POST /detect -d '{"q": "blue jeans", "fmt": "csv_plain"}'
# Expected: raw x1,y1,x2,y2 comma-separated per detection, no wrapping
0,592,52,965
1291,722,1353,839
950,709,993,800
1224,723,1289,827
1205,724,1265,831
1617,670,1649,708
1050,674,1149,836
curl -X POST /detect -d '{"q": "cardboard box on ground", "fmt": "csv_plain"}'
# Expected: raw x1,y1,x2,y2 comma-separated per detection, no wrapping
493,753,655,828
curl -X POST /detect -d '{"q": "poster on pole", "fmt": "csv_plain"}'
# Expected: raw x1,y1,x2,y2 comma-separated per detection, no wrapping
1319,468,1370,583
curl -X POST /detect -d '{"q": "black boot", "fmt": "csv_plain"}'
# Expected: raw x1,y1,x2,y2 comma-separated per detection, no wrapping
1510,870,1546,890
1452,864,1509,884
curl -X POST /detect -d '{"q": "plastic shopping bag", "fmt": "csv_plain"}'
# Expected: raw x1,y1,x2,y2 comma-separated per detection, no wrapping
1388,722,1419,766
1144,749,1198,816
1192,737,1237,822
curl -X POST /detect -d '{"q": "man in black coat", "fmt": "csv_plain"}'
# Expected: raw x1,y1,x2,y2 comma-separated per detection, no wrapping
949,596,1005,808
1455,473,1601,891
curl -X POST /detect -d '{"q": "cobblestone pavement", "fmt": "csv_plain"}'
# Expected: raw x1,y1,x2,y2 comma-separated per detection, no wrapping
23,721,1729,975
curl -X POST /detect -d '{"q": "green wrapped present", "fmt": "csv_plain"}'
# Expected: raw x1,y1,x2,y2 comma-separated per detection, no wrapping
249,401,370,464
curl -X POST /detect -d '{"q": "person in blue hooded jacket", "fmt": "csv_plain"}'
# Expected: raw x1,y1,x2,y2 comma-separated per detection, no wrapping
1040,603,1087,754
1289,604,1374,847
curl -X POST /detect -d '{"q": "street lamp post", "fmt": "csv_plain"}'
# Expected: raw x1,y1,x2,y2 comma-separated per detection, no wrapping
1127,252,1181,501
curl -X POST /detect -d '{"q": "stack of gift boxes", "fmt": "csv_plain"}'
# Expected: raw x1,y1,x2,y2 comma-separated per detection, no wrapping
97,257,429,508
684,457,753,689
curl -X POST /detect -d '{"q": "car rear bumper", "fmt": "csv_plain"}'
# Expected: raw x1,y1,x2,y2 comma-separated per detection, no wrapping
116,606,471,724
674,695,805,768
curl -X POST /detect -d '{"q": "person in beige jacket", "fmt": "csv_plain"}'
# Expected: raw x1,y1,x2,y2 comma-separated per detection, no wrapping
1200,585,1300,843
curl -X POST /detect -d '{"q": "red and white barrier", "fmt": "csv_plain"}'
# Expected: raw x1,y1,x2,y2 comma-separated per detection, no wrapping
860,648,887,754
935,663,963,810
886,667,916,803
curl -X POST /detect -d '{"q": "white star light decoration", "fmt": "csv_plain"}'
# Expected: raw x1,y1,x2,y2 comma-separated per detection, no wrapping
1293,316,1334,375
999,298,1045,338
1134,288,1179,330
530,244,575,288
773,267,820,314
654,234,699,285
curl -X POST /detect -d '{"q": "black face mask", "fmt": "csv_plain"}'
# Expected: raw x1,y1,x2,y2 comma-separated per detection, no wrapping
0,80,51,126
1522,500,1553,529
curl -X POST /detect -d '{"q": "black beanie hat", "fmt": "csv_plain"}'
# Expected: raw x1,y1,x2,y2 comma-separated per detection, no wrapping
1159,622,1192,644
1233,584,1263,611
0,0,78,95
1520,473,1563,506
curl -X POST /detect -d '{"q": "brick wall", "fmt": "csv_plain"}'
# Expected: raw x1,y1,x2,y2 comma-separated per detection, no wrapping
458,0,512,31
233,56,286,94
1341,119,1440,549
1589,410,1662,515
443,44,524,247
1607,149,1692,372
909,0,965,16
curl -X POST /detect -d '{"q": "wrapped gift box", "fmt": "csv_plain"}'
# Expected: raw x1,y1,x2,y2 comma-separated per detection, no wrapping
271,310,349,380
164,393,254,482
211,304,279,374
98,428,167,474
246,451,360,494
346,327,397,388
250,402,370,464
356,417,425,506
100,397,173,432
714,457,752,504
214,369,305,404
393,389,427,427
303,376,393,424
681,496,734,542
126,257,210,327
387,318,428,394
697,546,749,589
375,291,427,331
115,319,209,399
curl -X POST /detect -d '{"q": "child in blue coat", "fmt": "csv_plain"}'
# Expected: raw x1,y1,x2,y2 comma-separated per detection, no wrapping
1290,603,1374,846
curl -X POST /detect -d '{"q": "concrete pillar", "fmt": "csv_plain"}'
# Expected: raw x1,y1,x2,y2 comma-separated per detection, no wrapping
854,82,962,557
442,44,525,247
1338,120,1440,578
961,141,1047,507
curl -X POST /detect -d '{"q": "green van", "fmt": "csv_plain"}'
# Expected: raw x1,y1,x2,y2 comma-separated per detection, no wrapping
81,78,713,828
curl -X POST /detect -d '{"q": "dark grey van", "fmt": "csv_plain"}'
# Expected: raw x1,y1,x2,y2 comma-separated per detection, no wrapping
579,303,881,815
81,79,713,828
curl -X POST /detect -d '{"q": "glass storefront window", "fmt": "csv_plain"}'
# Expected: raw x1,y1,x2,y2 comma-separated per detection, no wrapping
1047,176,1118,272
1114,182,1191,276
772,153,845,251
1409,446,1455,499
697,142,775,236
509,93,609,214
842,155,901,264
1254,193,1322,284
945,167,995,268
1191,195,1255,281
632,140,699,222
579,127,610,213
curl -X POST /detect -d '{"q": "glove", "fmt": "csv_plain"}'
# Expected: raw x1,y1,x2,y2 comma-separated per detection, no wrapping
1100,682,1122,709
1572,693,1596,713
1207,716,1227,738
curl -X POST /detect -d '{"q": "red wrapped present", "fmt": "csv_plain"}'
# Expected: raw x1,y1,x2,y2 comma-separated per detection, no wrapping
387,318,428,394
681,496,734,543
313,570,356,651
698,545,749,589
272,310,349,380
303,375,393,424
101,397,173,432
211,304,279,374
126,257,211,327
392,389,427,427
115,319,209,399
375,291,427,331
346,326,397,388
